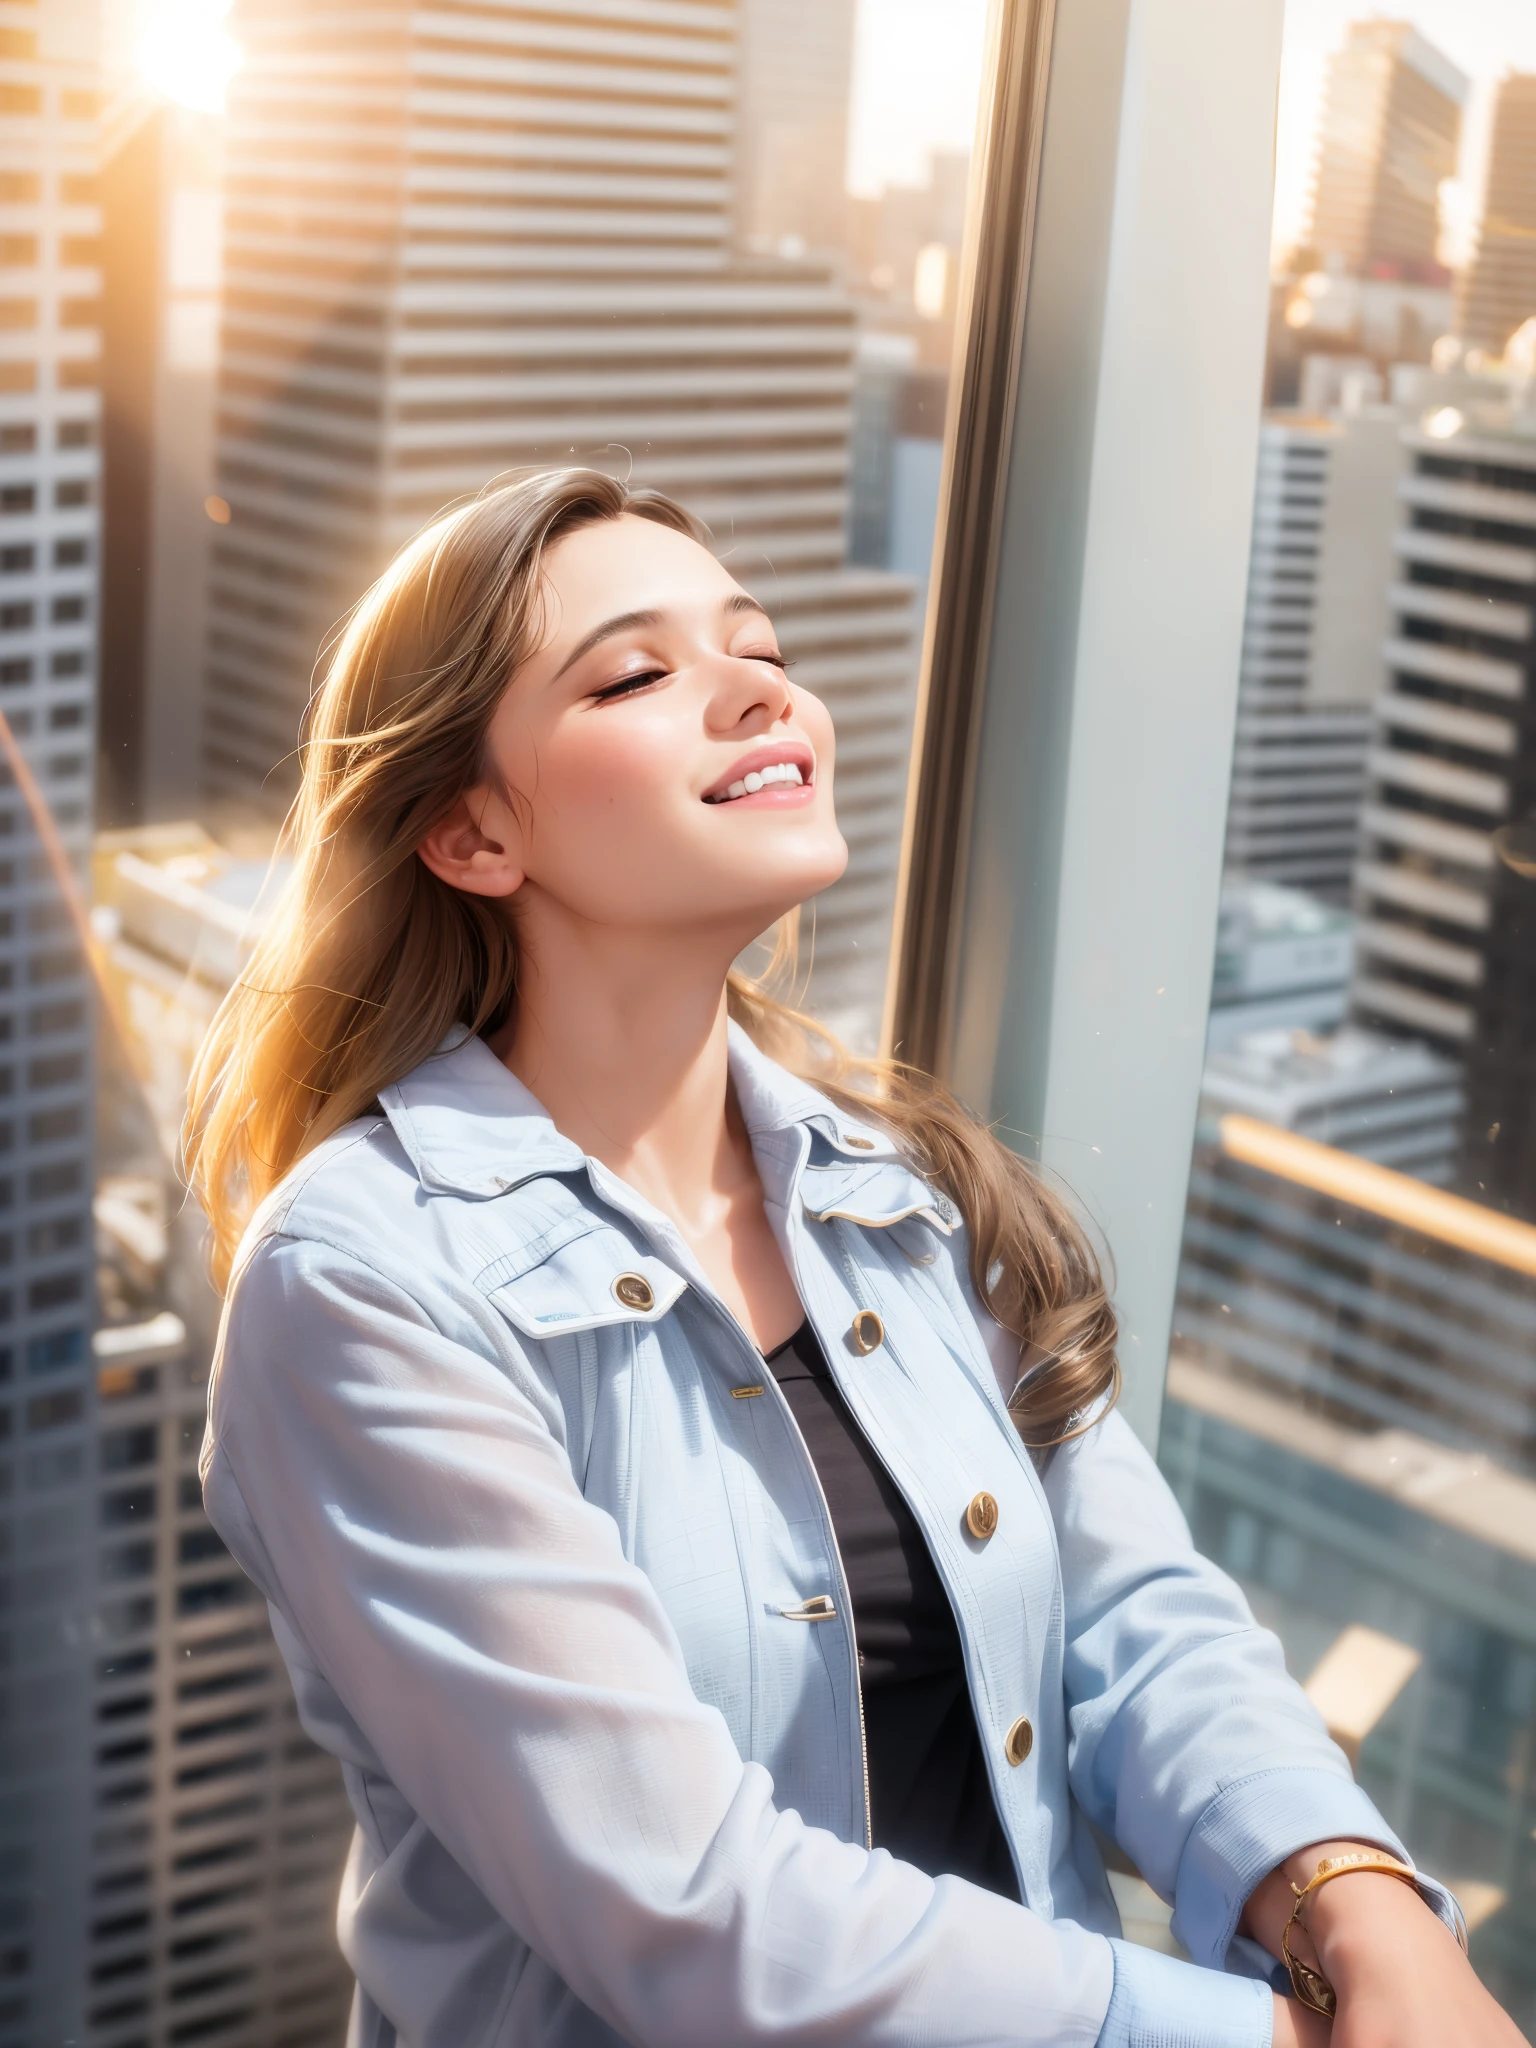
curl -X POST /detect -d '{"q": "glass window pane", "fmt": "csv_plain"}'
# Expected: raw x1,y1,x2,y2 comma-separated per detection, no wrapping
4,0,996,2031
1164,7,1536,2027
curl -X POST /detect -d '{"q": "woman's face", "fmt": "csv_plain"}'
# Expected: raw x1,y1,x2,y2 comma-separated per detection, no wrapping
441,514,848,945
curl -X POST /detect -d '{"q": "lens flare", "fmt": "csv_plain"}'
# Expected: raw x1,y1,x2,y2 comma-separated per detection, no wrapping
138,0,241,114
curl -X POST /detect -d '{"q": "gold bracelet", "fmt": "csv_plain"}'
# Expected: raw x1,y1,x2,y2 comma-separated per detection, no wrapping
1281,1852,1422,2017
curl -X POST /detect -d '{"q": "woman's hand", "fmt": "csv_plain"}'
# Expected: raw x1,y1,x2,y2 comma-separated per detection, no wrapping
1246,1840,1529,2048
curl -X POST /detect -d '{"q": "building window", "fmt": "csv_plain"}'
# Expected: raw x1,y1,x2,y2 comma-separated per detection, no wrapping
0,604,32,632
53,480,92,509
27,1326,86,1374
50,596,85,624
27,1107,84,1148
0,417,35,443
26,1388,84,1431
1,545,34,572
28,1271,84,1312
0,485,35,514
0,659,31,686
56,420,95,448
50,650,85,678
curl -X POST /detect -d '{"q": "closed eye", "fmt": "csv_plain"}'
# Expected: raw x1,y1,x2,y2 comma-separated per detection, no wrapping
590,667,669,704
590,649,789,704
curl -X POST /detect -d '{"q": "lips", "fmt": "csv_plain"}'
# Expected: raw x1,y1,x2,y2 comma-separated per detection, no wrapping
702,739,816,804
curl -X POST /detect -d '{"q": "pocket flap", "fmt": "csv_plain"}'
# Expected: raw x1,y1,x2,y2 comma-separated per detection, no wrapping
800,1159,957,1234
480,1228,687,1338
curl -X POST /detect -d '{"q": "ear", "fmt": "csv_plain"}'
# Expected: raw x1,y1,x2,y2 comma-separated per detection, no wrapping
416,787,526,899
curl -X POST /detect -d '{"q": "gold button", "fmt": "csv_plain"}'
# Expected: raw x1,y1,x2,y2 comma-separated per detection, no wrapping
843,1134,875,1150
612,1272,655,1311
849,1309,884,1355
1004,1715,1033,1767
965,1491,999,1541
731,1384,764,1399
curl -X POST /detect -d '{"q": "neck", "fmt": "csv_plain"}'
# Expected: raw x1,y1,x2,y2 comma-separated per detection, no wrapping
494,903,756,1229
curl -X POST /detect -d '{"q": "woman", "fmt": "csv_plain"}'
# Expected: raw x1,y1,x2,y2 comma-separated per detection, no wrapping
189,470,1520,2048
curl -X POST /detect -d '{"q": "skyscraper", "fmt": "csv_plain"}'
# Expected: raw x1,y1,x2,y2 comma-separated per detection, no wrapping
85,825,356,2048
1347,408,1536,1216
0,1,102,2041
1459,75,1536,361
1222,411,1402,899
734,0,858,261
1306,22,1467,282
98,96,224,826
204,0,921,1042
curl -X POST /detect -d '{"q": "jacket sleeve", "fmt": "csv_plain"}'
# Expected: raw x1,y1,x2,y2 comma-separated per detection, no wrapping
204,1228,1131,2048
1038,1407,1463,1974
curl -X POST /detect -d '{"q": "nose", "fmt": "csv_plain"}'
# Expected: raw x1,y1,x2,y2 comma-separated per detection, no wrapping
703,646,794,735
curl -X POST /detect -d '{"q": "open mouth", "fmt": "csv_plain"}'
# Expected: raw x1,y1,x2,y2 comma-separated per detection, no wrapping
704,760,807,804
702,743,816,804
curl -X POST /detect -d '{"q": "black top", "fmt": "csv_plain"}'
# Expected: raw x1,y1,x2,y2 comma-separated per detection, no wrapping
766,1321,1020,1899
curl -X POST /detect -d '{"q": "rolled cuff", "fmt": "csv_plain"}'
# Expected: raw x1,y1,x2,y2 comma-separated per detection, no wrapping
1172,1765,1465,1971
1097,1940,1273,2048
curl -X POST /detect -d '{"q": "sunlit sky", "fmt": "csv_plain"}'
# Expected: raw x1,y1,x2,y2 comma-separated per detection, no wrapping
848,0,1536,264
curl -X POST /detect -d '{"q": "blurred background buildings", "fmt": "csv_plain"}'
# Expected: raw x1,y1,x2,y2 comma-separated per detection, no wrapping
1166,7,1536,2005
0,0,104,2040
2,0,1536,2038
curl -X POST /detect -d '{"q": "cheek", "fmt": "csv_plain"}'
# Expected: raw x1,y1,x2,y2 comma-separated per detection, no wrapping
508,705,688,859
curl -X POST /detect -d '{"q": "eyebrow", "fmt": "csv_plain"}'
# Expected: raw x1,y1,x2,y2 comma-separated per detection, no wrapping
550,591,771,682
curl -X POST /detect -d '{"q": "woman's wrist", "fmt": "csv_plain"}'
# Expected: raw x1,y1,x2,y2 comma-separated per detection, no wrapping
1302,1857,1445,1982
1268,1837,1459,1998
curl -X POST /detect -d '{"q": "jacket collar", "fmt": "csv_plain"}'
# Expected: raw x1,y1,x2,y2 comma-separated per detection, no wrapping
377,1020,900,1203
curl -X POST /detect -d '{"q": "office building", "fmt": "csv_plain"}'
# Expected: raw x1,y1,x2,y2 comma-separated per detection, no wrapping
205,0,920,1044
1459,75,1536,361
87,823,355,2048
0,0,103,2042
1199,1023,1463,1181
845,148,971,370
98,96,223,824
846,334,947,581
1198,1020,1464,1178
1175,1084,1530,1461
1206,878,1355,1050
1223,411,1403,897
734,0,857,261
1347,409,1536,1217
1160,1360,1536,2006
1306,22,1467,282
1164,1115,1536,2009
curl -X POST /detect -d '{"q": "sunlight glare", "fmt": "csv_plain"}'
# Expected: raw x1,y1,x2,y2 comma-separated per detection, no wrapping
138,0,241,114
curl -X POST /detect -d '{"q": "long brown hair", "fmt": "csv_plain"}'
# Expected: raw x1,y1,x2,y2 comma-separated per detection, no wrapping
183,468,1118,1446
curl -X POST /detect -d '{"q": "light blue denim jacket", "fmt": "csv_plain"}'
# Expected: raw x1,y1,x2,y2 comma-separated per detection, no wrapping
202,1026,1458,2048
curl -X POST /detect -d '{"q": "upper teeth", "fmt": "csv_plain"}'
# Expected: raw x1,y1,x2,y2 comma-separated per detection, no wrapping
713,761,805,801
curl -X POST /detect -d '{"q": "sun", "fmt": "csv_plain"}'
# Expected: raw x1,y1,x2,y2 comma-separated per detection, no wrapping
138,0,241,115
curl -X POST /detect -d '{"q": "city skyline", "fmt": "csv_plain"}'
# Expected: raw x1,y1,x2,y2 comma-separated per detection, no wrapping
111,0,1536,289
